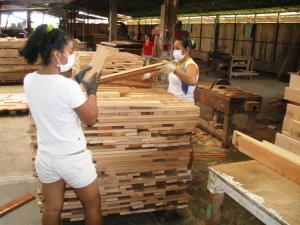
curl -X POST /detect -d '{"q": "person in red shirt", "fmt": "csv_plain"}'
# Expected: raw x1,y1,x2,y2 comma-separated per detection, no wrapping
142,33,153,65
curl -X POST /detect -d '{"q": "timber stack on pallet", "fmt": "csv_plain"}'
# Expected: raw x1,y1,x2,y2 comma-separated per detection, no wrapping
0,38,87,84
0,38,40,83
28,87,200,221
275,73,300,155
0,93,28,113
73,45,152,88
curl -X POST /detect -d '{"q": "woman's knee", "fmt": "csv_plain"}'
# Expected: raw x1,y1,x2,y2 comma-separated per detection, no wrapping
44,201,64,214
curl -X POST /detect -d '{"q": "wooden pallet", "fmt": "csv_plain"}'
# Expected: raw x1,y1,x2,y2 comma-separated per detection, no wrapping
0,93,28,114
29,87,199,221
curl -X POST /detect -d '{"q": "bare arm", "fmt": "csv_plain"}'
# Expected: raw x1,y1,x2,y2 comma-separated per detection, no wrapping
174,64,198,86
74,95,98,126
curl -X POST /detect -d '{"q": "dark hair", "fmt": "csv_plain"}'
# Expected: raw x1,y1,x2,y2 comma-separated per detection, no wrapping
19,24,72,65
175,36,196,50
144,33,151,40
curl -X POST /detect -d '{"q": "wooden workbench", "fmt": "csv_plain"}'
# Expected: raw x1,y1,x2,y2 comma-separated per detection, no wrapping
194,85,262,147
206,160,300,225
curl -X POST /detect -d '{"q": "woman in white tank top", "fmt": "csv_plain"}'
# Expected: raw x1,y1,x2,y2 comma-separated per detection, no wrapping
163,37,199,103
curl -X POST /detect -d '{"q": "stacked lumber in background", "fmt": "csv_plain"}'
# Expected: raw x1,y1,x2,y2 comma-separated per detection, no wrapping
275,73,300,155
73,45,155,88
0,38,86,84
0,38,40,84
29,87,199,221
101,41,142,55
0,93,28,113
73,39,87,51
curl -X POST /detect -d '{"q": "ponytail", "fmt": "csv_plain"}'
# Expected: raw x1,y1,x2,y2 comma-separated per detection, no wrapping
19,24,71,65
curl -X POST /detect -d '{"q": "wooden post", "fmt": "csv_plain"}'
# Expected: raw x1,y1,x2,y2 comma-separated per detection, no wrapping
273,13,280,62
213,16,220,52
231,15,237,55
27,10,32,34
251,24,257,57
109,0,117,42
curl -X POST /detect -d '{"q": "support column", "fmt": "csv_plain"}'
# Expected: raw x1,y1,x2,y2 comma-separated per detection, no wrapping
27,10,32,34
158,0,178,55
109,0,117,42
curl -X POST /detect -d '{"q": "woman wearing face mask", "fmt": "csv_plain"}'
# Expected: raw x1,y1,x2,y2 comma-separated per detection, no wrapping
161,37,199,103
20,24,102,225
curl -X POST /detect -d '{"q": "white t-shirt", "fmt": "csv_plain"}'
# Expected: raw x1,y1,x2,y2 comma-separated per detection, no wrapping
168,57,199,103
24,72,87,156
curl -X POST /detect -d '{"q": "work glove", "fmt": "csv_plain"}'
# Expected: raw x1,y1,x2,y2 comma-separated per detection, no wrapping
81,72,98,96
159,60,176,74
142,73,152,80
74,66,92,84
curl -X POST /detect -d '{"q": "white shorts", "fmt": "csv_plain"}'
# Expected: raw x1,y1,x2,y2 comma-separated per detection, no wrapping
35,149,97,188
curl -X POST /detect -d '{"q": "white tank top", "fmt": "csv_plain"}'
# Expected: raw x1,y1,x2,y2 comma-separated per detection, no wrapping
167,57,199,103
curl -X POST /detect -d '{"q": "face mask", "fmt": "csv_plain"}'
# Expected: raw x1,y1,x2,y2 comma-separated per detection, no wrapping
58,53,75,73
173,49,185,61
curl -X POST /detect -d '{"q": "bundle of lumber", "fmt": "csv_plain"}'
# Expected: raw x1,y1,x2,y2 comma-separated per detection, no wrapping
73,39,87,51
0,38,40,83
0,93,28,113
0,38,86,84
29,87,199,221
275,73,300,155
101,41,142,55
73,45,157,88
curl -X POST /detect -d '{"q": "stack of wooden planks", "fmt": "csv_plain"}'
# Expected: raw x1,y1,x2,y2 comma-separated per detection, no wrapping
0,93,28,113
73,45,156,88
29,87,200,221
73,39,87,51
0,38,40,83
0,38,86,84
275,73,300,155
232,74,300,185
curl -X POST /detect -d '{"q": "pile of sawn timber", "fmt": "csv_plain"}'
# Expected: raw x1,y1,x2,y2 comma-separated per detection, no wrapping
29,87,200,221
0,38,40,84
0,38,87,84
0,93,28,113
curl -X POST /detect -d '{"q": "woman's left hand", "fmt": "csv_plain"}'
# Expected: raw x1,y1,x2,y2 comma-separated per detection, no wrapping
75,66,92,84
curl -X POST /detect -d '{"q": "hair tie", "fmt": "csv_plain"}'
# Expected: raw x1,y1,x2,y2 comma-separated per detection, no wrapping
46,24,54,33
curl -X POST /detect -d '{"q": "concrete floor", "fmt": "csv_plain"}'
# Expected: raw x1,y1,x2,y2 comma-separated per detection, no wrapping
0,70,287,225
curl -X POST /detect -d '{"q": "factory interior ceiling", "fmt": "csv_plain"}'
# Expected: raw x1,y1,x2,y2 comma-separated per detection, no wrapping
1,0,300,18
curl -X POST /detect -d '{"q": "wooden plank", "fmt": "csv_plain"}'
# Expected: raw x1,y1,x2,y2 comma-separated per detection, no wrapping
282,103,300,132
289,119,300,141
289,74,300,89
275,133,300,155
83,45,108,82
0,193,35,217
284,87,300,104
99,62,164,84
232,130,300,185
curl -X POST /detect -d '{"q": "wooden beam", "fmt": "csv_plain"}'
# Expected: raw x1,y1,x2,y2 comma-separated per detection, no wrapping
109,0,117,42
282,103,300,132
83,45,108,82
0,193,35,217
289,119,300,141
275,133,300,156
289,74,300,88
232,130,300,185
284,87,300,105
